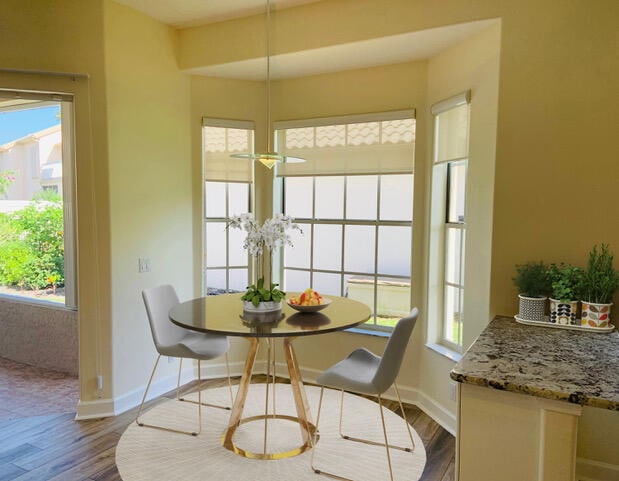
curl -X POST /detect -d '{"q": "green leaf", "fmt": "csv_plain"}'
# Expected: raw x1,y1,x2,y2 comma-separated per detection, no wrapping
257,277,264,290
252,294,261,306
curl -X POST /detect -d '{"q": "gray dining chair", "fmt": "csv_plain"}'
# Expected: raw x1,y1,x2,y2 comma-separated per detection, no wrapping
310,308,419,481
136,284,233,436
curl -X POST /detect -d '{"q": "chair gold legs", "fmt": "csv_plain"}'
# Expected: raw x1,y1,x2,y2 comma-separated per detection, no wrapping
136,355,202,436
177,353,234,411
311,384,415,481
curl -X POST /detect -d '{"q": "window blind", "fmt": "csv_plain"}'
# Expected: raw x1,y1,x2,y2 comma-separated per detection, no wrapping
432,91,470,164
274,110,415,177
202,118,254,182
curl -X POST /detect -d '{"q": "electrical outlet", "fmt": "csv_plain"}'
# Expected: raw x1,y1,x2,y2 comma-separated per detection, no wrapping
138,257,151,273
96,375,103,398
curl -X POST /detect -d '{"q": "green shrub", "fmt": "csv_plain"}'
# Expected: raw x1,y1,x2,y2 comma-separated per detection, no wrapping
0,241,31,285
0,202,64,290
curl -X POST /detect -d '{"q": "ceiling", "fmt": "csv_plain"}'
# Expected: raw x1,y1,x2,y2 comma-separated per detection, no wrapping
113,1,495,80
187,20,495,80
114,0,322,28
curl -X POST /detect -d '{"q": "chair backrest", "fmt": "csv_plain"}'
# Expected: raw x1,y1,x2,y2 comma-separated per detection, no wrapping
372,308,419,394
142,284,186,354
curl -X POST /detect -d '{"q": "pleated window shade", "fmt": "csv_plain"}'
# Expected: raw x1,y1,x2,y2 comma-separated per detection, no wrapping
274,111,415,177
431,92,470,164
203,119,254,182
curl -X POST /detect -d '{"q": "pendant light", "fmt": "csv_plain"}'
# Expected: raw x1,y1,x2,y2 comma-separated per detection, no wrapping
231,0,304,169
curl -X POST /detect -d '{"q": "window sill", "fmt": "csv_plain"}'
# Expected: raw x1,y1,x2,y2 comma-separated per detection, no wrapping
425,342,463,363
0,293,74,311
346,326,392,338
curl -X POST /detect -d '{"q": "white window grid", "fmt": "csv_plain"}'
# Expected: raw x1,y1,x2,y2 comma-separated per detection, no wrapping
203,180,251,295
281,174,412,331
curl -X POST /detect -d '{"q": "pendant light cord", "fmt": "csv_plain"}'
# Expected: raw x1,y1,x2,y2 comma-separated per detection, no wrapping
266,0,271,153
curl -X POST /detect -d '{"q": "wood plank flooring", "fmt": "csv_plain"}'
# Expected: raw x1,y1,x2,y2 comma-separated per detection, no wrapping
0,375,454,481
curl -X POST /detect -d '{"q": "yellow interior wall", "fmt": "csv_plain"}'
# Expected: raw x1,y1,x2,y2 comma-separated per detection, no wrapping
489,0,619,314
420,22,501,411
0,0,113,403
2,0,618,468
103,1,194,396
189,75,267,362
183,0,619,465
182,0,619,314
266,60,428,394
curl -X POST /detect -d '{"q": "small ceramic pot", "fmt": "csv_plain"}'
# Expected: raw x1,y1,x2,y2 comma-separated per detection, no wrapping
549,298,578,325
243,300,282,313
517,295,547,322
581,301,612,328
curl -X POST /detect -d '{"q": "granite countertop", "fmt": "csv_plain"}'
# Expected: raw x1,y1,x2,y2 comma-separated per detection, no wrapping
450,317,619,410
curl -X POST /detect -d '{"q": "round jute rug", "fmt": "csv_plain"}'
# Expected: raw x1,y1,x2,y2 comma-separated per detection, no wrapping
116,384,426,481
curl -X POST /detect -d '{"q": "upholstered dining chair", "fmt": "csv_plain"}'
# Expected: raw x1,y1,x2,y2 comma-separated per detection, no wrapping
136,284,233,436
310,308,419,481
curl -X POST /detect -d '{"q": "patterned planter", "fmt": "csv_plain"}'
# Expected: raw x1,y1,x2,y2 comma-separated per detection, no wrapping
549,298,578,325
581,301,612,328
517,295,547,322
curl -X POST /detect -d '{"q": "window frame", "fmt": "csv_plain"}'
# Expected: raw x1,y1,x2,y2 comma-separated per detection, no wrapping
427,92,470,353
0,93,77,309
201,119,255,296
274,111,416,332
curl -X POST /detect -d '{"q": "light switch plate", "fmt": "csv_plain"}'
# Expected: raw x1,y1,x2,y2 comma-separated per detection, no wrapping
138,257,151,273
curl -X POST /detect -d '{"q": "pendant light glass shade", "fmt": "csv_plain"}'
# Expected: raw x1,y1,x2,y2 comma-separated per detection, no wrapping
231,0,304,169
230,152,304,169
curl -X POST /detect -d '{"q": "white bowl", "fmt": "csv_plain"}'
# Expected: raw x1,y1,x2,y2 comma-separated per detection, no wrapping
286,297,332,313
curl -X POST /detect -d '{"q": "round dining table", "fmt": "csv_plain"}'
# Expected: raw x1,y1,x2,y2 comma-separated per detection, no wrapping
169,292,371,460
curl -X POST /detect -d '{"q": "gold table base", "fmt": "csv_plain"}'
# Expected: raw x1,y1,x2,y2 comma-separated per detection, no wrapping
222,337,317,460
222,414,318,460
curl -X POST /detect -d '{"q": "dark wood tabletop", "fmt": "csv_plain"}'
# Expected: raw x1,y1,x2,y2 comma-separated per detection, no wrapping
169,293,371,338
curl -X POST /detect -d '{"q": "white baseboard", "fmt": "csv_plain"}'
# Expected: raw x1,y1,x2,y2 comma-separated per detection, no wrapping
75,398,116,420
78,358,456,438
413,390,456,436
576,457,619,481
76,360,244,420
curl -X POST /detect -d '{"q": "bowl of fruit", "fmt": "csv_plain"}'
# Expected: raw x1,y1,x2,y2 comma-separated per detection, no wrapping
287,288,331,313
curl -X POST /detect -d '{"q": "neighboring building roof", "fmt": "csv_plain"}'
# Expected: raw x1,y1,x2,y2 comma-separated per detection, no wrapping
0,124,61,152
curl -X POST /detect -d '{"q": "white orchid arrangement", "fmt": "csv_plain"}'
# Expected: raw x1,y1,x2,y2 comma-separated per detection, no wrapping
227,213,302,306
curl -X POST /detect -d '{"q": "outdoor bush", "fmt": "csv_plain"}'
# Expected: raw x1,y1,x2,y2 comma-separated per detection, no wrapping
0,201,64,290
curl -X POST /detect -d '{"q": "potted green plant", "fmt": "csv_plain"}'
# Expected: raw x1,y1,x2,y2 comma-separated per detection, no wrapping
580,244,619,328
513,261,550,321
241,277,285,310
227,213,301,313
547,263,584,326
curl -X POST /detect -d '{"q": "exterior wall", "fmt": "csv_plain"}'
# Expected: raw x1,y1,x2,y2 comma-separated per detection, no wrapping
0,296,78,376
0,126,63,203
